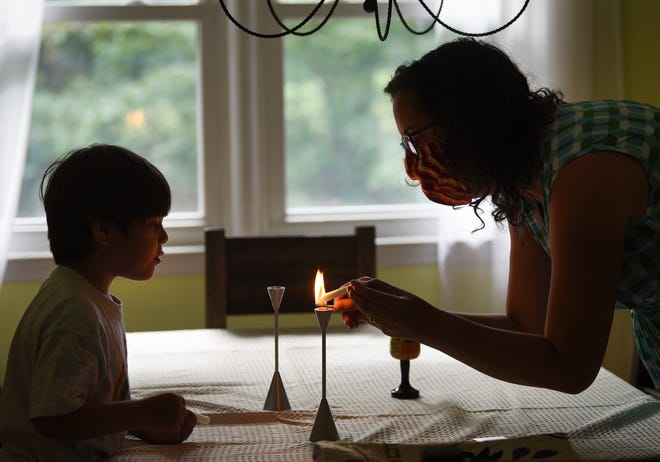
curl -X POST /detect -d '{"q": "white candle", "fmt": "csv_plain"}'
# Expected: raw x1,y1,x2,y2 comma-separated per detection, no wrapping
318,286,348,305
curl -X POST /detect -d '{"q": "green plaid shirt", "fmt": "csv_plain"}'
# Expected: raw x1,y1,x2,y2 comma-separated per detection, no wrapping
522,100,660,386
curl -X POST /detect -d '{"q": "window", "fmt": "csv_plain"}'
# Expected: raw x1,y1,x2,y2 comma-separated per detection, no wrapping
9,0,520,278
20,20,200,218
282,19,434,210
254,1,458,253
11,0,218,264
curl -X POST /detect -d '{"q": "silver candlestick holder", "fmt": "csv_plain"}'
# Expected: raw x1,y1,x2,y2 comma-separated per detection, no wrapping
309,306,339,442
263,286,291,411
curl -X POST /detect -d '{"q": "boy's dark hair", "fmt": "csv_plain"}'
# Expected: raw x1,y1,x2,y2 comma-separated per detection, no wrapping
384,38,563,226
40,144,171,264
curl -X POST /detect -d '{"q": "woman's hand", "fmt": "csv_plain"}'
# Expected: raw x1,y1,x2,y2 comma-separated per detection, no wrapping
340,278,437,339
332,276,374,328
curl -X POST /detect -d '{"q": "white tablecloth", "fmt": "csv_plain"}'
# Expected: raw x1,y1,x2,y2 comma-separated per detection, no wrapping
111,327,660,461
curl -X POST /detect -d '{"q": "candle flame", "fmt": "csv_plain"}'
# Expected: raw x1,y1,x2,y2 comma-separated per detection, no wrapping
314,269,326,306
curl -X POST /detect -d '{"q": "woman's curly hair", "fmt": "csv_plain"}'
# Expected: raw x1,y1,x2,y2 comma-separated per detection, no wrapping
384,38,563,227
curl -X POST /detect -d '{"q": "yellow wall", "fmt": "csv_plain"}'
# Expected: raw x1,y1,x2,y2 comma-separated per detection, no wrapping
2,0,659,385
620,0,660,108
0,265,442,382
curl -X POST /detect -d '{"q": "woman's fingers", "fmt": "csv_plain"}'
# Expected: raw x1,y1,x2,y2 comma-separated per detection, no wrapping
338,278,416,334
350,279,400,309
348,279,422,337
347,283,390,325
332,297,354,312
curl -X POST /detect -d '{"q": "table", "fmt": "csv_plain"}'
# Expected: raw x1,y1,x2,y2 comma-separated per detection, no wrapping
111,327,660,461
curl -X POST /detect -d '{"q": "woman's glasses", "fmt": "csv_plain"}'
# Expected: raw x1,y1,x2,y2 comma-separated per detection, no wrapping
400,122,436,156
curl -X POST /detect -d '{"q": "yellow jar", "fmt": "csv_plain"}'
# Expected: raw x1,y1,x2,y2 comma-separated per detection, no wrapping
389,337,420,361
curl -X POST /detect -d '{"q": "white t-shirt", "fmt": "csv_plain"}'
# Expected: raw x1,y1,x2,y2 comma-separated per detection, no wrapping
0,265,129,461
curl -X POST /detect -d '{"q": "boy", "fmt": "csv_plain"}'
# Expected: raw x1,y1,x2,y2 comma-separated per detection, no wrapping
0,144,196,461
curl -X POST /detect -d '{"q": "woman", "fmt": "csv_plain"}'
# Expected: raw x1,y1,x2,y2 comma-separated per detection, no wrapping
337,38,659,394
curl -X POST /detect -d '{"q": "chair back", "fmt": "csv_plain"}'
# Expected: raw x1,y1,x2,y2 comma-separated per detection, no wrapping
205,226,376,328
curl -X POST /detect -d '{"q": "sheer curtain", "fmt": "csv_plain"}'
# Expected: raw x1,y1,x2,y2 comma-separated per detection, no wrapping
436,0,623,314
0,0,43,286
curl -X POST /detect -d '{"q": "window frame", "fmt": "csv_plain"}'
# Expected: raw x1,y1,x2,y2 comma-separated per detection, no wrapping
7,0,447,282
241,1,445,242
9,1,229,259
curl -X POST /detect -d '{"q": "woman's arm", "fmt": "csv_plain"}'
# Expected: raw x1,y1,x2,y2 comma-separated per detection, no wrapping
349,151,647,393
350,278,585,392
539,150,647,389
340,228,550,333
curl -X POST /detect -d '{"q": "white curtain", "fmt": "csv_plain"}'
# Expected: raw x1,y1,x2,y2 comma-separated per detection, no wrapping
436,0,623,314
0,0,43,286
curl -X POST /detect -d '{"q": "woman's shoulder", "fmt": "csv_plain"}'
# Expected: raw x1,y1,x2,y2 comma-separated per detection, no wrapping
544,99,660,167
555,99,659,122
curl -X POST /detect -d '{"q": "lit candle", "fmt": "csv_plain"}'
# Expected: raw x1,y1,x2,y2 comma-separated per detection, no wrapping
314,269,326,306
310,269,339,441
315,269,348,305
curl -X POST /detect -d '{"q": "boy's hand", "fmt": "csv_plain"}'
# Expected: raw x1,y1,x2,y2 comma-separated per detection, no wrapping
131,408,196,444
32,392,196,442
131,392,195,443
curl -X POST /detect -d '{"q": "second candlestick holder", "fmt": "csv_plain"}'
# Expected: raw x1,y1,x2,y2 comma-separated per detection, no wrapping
309,307,339,442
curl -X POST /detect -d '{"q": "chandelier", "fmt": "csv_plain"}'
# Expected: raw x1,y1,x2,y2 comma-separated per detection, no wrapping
217,0,531,41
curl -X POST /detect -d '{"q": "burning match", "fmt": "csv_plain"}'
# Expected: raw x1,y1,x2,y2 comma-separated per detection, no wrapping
318,286,348,305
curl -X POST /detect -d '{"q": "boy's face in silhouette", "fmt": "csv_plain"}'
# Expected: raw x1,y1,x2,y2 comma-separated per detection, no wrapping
108,216,168,281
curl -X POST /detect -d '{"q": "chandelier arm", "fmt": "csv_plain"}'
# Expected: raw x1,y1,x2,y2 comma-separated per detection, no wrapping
416,0,530,37
218,0,531,39
394,0,442,35
267,0,341,36
373,0,394,42
217,0,329,38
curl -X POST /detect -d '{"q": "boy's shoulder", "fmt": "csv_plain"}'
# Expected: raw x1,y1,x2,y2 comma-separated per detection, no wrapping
24,266,118,334
37,266,95,305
